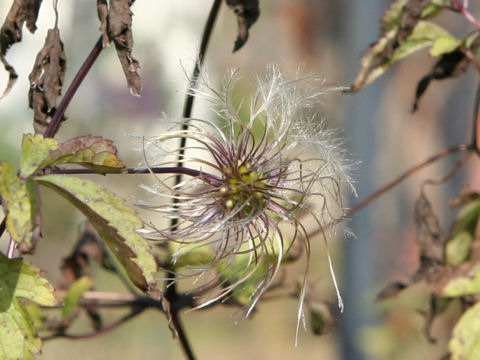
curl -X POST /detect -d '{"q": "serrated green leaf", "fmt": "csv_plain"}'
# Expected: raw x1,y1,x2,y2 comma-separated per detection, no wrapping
430,35,462,56
0,162,38,252
0,253,56,360
62,276,93,318
20,134,59,178
43,135,125,173
391,21,452,60
446,231,473,265
20,134,125,177
36,175,157,291
449,302,480,359
0,298,40,360
0,253,56,306
351,21,453,91
443,265,480,297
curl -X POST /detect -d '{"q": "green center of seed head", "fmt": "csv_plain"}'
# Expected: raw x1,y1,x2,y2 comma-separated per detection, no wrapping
220,163,268,218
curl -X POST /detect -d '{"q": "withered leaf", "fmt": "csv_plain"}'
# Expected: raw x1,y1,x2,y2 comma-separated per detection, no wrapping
348,0,435,92
226,0,259,52
97,0,141,96
0,0,42,98
28,28,66,135
414,191,444,266
412,33,480,112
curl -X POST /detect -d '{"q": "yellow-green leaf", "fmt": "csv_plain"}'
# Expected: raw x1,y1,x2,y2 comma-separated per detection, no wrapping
446,231,473,266
44,135,125,173
36,175,157,291
0,253,56,360
62,276,93,318
0,162,37,252
443,265,480,297
350,21,453,92
451,198,480,238
20,134,125,177
430,35,461,57
20,134,59,178
450,302,480,359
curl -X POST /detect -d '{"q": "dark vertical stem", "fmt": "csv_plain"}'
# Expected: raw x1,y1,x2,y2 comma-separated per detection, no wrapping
473,81,480,153
0,217,5,238
166,2,222,360
44,36,104,138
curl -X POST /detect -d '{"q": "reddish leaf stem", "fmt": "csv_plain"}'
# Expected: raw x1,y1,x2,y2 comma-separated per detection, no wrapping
48,166,222,186
44,36,104,138
345,144,471,218
43,307,145,341
450,0,480,30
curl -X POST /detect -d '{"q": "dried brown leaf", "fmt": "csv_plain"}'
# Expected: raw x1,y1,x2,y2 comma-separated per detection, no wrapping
97,0,109,46
97,0,141,96
0,0,42,98
414,191,445,266
412,34,480,112
349,0,431,92
226,0,260,52
28,28,66,134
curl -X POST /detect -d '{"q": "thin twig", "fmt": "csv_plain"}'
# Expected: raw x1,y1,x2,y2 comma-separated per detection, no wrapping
42,307,145,341
307,143,471,239
48,166,222,186
44,36,104,138
166,2,222,359
461,48,480,74
451,0,480,30
345,144,471,218
6,236,16,259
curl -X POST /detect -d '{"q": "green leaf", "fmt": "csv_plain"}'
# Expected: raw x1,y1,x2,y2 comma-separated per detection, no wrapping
381,0,408,33
430,35,462,57
62,276,93,318
0,162,38,252
20,134,59,178
350,21,452,92
20,134,125,177
36,175,157,291
451,198,480,238
446,231,473,265
0,253,56,360
449,302,480,359
443,265,480,297
43,135,125,173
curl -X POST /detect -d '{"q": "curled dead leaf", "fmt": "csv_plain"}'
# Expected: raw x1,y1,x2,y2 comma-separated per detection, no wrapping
97,0,141,96
0,0,42,98
226,0,259,52
28,28,66,134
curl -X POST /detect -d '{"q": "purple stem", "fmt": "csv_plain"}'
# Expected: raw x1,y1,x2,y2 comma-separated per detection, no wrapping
44,36,104,138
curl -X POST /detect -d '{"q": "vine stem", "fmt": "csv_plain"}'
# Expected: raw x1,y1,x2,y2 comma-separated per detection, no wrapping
345,143,471,217
42,307,145,342
166,2,222,360
450,0,480,30
44,36,104,138
49,166,222,186
307,143,471,239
